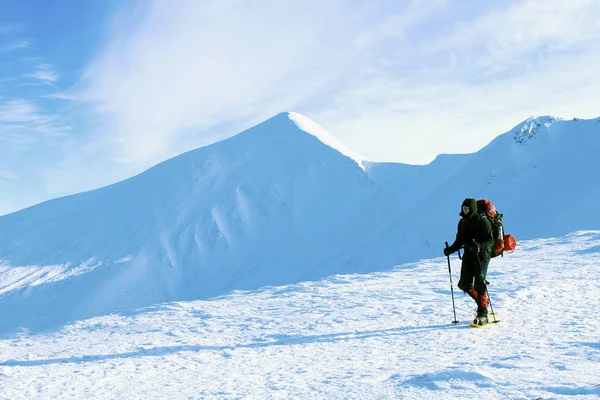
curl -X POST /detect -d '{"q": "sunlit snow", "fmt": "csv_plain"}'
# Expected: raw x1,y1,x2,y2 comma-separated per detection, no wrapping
1,232,599,398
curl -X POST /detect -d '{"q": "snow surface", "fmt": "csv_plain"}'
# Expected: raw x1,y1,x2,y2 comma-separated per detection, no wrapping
1,231,599,399
0,112,599,333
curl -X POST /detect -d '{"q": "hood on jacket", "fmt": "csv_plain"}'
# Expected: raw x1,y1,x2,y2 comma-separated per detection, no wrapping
459,198,478,218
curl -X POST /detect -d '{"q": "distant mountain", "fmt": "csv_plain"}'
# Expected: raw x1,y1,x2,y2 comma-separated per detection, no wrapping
1,112,599,332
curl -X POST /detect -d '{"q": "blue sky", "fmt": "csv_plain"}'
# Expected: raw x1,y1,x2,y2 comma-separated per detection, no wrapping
0,0,115,214
1,0,600,215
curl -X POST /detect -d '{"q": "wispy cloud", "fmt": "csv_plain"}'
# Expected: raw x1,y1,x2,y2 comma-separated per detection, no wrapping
75,0,600,166
0,97,73,213
77,0,446,165
0,23,75,214
423,0,599,71
310,0,600,163
44,91,77,101
16,0,583,178
0,99,41,123
25,63,58,84
0,40,29,52
0,99,71,145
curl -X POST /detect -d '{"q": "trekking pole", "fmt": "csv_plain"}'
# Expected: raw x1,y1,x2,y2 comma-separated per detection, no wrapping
445,242,459,324
486,289,500,324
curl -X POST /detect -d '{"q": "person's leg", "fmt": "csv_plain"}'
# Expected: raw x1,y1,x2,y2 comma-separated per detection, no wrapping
457,259,476,295
457,256,482,318
474,255,491,316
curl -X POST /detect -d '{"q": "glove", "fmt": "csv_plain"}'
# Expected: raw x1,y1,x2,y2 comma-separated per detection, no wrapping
443,247,452,257
467,240,480,254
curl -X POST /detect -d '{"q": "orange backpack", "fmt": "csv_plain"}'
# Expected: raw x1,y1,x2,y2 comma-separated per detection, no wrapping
476,199,517,258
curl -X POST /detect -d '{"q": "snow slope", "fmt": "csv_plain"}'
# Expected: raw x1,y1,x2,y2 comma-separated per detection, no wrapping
0,113,599,332
1,231,599,399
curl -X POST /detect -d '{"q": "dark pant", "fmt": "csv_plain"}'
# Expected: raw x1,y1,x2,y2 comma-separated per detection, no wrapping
457,251,490,313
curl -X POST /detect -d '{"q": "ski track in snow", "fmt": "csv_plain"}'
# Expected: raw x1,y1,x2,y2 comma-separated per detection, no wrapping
1,232,600,399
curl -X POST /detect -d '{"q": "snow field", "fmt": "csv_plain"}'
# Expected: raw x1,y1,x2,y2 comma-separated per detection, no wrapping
1,232,599,399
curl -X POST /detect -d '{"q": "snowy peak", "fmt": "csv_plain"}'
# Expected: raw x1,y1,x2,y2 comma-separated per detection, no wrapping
287,112,367,170
512,116,559,145
235,112,366,170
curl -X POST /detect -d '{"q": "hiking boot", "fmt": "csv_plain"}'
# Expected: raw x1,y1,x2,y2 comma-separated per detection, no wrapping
473,314,489,326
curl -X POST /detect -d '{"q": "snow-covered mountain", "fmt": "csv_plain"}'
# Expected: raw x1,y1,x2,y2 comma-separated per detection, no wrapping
1,112,599,332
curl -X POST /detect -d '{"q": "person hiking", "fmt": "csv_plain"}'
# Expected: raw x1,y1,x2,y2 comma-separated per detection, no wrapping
444,198,495,325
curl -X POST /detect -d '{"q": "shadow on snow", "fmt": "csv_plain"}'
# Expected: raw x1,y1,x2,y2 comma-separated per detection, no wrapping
1,323,458,367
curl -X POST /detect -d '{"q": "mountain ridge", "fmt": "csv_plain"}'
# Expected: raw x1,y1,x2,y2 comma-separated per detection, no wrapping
0,112,599,331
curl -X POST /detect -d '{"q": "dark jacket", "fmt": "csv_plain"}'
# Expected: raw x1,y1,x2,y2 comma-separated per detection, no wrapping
447,198,494,257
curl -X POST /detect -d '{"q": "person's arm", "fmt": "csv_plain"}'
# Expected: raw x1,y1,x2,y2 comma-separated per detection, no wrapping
446,220,464,254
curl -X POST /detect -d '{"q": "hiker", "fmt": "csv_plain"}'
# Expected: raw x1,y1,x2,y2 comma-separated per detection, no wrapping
444,198,495,325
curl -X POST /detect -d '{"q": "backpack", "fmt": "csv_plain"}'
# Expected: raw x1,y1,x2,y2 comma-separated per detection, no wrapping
476,199,517,258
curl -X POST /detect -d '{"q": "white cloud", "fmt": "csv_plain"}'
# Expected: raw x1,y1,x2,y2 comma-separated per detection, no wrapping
25,63,58,84
78,0,446,165
425,0,599,68
68,0,600,169
0,99,71,146
44,91,77,101
0,99,40,123
309,0,600,163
